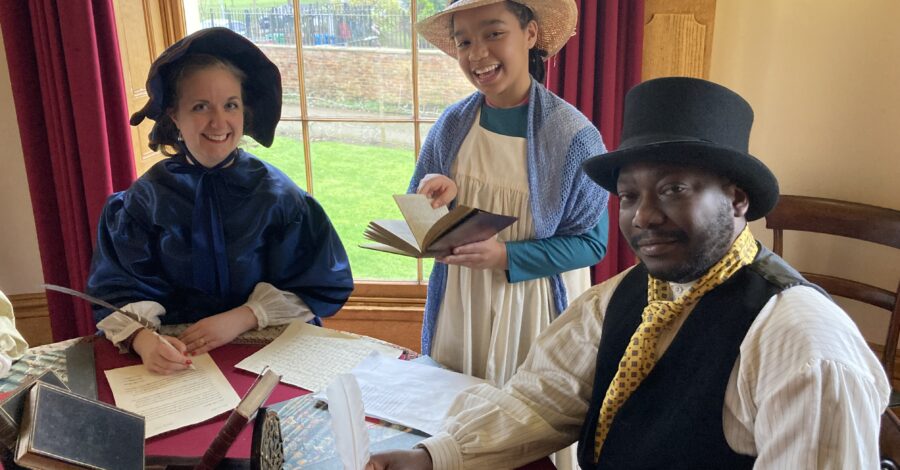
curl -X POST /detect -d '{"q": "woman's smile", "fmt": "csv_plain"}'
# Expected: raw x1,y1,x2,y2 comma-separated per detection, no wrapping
169,66,245,168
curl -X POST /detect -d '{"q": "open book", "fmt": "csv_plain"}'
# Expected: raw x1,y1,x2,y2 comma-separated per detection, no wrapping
361,194,517,258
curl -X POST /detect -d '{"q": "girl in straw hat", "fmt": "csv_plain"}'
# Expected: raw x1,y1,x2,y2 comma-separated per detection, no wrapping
413,0,609,389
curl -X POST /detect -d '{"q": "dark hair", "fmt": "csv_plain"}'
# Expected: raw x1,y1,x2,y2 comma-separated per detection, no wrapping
448,1,547,84
502,1,547,84
149,54,252,156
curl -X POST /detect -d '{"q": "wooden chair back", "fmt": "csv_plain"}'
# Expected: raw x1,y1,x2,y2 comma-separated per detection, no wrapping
882,409,900,470
764,195,900,380
766,195,900,468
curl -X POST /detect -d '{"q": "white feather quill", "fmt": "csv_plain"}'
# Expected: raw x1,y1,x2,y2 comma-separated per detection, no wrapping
327,373,370,470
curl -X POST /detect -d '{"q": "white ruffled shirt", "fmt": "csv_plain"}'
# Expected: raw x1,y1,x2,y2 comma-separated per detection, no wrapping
421,268,891,469
96,282,314,346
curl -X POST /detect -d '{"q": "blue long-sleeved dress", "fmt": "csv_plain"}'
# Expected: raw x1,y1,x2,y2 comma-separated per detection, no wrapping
87,149,353,325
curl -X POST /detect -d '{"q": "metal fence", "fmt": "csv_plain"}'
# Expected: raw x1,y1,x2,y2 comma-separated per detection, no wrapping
199,3,437,50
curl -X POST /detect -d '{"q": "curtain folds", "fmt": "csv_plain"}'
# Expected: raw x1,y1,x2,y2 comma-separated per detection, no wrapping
0,0,135,340
546,0,644,284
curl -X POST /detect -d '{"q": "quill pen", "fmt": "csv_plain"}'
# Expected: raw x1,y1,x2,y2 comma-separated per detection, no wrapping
326,373,370,470
41,283,155,329
42,283,195,369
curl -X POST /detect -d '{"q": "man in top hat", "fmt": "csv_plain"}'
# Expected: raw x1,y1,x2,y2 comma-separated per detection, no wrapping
368,77,890,469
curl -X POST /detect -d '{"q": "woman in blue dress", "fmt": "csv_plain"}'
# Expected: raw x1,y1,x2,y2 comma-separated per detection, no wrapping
87,28,353,374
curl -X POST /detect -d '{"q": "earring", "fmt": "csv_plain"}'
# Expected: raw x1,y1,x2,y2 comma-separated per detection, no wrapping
177,132,183,142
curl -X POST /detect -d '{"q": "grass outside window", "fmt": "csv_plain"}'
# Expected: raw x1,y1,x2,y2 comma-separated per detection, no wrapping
248,137,434,281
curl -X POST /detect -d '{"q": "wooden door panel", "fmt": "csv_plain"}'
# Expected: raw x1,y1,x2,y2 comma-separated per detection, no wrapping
112,0,176,175
643,0,716,81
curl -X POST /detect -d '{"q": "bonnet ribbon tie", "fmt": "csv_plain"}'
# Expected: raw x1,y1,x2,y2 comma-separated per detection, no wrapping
166,148,238,297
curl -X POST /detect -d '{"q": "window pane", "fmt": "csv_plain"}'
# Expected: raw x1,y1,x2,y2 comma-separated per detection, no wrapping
308,122,419,281
249,121,308,192
187,0,443,284
300,1,414,119
187,3,303,118
417,0,474,119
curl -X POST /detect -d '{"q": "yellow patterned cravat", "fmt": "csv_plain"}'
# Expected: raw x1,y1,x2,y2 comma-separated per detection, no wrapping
593,225,758,461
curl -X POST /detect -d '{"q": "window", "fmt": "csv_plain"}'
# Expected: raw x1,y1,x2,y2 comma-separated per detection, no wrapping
183,0,474,284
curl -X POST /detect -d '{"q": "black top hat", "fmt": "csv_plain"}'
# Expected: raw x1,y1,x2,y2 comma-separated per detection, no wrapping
129,27,282,147
582,77,779,221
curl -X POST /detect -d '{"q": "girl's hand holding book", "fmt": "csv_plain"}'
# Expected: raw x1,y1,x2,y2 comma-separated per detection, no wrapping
436,236,508,270
417,174,458,208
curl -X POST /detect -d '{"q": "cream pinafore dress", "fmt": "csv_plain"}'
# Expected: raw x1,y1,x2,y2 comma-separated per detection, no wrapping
430,109,591,387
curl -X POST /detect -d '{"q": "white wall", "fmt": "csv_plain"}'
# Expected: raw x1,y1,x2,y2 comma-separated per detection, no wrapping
0,33,44,294
710,0,900,343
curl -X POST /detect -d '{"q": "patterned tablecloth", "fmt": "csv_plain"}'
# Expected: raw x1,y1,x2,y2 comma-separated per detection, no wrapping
0,337,78,394
272,394,427,469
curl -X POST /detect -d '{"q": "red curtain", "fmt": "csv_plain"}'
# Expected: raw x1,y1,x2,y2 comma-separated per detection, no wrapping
0,0,135,340
546,0,643,283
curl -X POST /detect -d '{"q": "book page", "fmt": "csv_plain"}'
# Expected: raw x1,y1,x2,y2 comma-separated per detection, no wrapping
104,353,240,438
235,321,403,392
365,220,421,254
359,242,420,258
393,194,448,248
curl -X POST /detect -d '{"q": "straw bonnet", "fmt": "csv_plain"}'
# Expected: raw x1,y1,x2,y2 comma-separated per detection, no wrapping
417,0,578,59
129,27,282,147
582,77,779,221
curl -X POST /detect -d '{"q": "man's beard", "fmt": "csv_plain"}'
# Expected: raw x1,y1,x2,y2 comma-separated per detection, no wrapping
638,202,737,283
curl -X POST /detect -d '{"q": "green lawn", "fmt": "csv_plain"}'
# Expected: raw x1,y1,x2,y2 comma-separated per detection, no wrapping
246,137,434,281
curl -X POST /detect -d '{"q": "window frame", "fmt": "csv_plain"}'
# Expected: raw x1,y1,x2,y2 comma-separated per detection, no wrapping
160,0,431,299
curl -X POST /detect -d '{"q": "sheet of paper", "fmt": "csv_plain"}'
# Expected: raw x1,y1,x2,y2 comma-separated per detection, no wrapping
235,321,403,393
104,353,240,438
317,353,487,435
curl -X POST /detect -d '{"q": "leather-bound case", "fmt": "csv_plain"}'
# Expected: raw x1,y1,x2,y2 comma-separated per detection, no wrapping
0,370,68,451
15,382,145,469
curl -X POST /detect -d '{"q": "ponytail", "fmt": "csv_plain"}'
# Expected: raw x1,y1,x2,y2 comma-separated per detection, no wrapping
505,1,548,83
528,48,548,84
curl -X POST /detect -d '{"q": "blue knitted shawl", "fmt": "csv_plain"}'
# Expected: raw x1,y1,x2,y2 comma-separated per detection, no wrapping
410,80,609,355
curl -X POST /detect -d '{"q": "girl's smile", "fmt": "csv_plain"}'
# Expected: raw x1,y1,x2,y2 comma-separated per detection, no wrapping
452,3,537,108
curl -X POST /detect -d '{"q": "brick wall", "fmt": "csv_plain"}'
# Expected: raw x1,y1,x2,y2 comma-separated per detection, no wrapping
259,45,474,115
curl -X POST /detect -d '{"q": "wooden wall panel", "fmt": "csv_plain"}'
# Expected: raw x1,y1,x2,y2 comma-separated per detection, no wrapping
8,293,52,347
643,0,716,80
